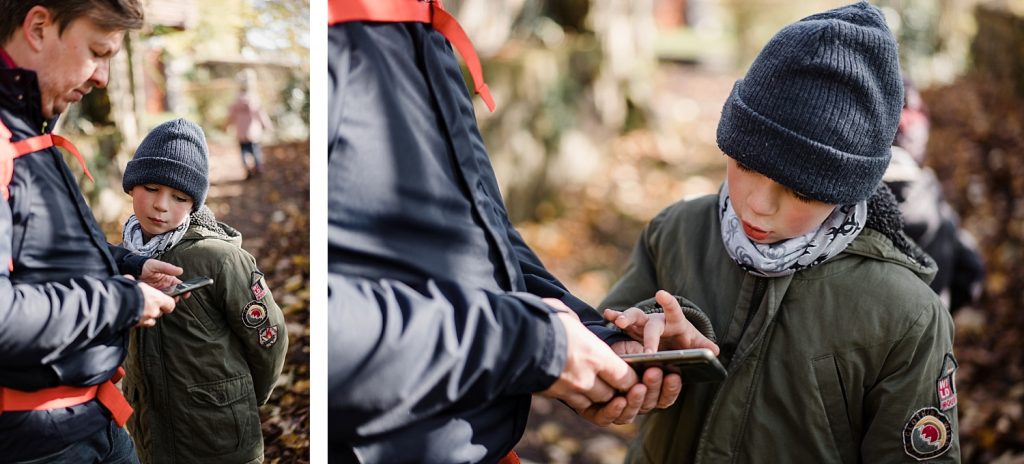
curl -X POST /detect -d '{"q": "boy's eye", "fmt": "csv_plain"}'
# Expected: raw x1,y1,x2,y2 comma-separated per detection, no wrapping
735,161,755,173
173,196,189,203
143,186,158,192
790,190,816,204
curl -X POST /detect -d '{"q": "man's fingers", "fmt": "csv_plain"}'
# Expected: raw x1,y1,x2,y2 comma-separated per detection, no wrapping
639,367,664,413
658,373,683,409
581,396,627,427
612,383,646,425
562,393,592,412
613,307,648,330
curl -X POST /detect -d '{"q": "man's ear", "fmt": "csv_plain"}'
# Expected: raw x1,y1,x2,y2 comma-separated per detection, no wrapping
21,6,54,53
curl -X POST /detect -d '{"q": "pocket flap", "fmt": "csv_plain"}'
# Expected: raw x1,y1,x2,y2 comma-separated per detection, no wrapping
187,374,249,406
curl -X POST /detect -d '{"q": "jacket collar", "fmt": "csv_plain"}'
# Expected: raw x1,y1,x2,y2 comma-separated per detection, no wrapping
0,47,62,134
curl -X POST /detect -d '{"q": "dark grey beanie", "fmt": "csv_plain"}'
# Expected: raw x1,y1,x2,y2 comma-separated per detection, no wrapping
716,1,903,205
123,118,210,211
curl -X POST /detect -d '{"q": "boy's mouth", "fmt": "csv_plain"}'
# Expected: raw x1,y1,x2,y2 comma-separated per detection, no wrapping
148,216,167,225
742,221,770,241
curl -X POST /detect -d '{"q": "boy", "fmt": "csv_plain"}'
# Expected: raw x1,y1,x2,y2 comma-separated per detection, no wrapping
602,3,960,462
120,118,288,464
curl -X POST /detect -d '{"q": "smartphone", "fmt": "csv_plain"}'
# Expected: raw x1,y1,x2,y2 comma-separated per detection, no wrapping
620,348,728,383
163,276,214,297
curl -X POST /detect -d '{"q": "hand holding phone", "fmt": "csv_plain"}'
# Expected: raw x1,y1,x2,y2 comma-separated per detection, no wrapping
163,276,214,297
620,348,727,383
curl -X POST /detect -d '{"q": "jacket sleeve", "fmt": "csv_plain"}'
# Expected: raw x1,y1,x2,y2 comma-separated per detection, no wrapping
328,273,567,439
0,204,143,371
218,248,287,404
860,301,960,462
107,243,148,277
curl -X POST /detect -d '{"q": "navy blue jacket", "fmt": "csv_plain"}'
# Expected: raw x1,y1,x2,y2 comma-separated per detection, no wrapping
328,22,621,463
0,60,144,460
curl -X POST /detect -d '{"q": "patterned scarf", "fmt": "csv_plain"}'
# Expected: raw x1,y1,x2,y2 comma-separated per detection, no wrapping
718,180,867,277
121,214,191,258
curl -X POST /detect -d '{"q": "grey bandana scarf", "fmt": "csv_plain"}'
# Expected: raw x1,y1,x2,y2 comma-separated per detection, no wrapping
122,214,191,258
718,180,867,277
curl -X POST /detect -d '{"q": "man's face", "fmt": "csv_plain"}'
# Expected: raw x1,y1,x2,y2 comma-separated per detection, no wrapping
35,17,124,119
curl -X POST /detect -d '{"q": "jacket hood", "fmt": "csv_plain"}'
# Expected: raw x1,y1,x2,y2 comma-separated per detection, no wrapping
841,183,937,283
181,205,242,246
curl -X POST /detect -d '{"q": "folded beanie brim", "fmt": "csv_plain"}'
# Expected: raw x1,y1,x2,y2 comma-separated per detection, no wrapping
717,80,889,205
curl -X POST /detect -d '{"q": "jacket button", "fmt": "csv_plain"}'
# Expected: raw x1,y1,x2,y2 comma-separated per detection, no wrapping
17,94,22,100
13,75,20,82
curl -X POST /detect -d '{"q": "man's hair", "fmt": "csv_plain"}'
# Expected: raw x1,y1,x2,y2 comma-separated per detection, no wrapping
0,0,144,43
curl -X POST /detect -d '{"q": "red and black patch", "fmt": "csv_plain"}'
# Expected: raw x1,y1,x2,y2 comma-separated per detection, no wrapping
242,301,269,328
936,352,958,411
903,407,952,460
250,270,268,300
258,324,279,349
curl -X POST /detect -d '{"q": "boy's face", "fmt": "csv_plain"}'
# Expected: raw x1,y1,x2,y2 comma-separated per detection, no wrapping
33,16,124,119
726,158,836,244
129,184,194,239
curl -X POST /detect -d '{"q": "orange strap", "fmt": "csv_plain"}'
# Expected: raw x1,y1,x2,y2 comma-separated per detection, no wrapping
498,451,521,464
1,129,93,272
0,367,133,427
328,0,496,112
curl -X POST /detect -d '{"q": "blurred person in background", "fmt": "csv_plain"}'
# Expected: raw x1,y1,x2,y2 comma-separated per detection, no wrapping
226,68,273,179
884,78,984,312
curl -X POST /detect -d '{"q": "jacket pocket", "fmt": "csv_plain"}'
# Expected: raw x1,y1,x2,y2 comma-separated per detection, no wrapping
181,374,260,457
812,355,858,464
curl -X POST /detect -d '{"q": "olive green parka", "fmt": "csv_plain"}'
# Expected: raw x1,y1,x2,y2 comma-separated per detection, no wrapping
601,193,959,463
124,215,287,464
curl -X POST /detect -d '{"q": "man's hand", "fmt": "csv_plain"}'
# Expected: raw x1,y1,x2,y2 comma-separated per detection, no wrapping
139,259,183,290
603,290,719,355
539,299,640,425
134,280,176,328
610,340,684,415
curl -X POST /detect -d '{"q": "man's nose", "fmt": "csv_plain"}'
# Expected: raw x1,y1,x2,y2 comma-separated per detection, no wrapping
90,60,110,89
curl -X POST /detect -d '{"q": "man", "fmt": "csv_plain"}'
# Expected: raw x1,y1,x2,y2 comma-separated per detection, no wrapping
0,1,180,462
327,2,715,462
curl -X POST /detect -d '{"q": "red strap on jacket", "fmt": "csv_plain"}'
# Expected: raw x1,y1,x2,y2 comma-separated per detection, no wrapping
328,0,496,112
1,123,94,271
0,367,134,427
498,451,521,464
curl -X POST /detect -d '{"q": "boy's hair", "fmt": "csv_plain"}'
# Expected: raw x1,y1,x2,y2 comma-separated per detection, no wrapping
716,2,902,205
0,0,144,43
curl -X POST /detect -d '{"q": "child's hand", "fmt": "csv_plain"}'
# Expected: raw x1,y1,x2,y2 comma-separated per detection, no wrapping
140,259,183,289
604,290,720,355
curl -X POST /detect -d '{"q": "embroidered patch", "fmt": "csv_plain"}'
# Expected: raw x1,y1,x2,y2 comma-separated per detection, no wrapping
903,407,953,460
250,271,268,300
936,353,959,411
242,301,269,328
258,324,279,349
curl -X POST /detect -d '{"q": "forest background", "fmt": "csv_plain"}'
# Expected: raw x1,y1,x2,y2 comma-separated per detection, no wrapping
436,0,1024,462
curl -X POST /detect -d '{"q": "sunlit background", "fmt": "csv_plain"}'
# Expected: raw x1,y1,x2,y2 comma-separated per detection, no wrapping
441,0,1024,462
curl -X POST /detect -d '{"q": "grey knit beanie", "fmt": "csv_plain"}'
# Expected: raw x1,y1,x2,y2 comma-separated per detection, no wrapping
123,118,210,211
716,1,903,205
